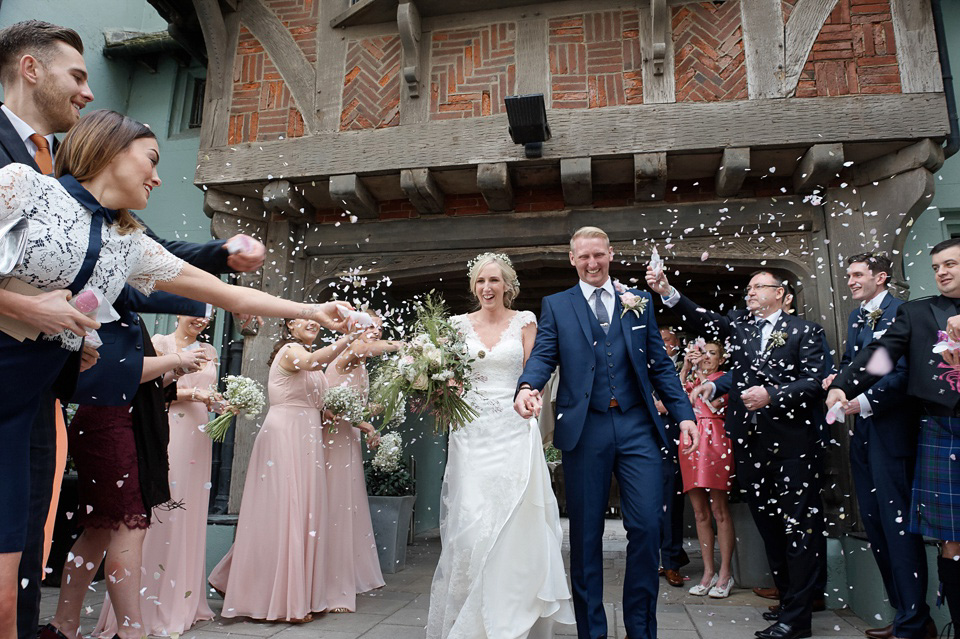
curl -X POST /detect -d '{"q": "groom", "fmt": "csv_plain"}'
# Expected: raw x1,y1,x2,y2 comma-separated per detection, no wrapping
514,226,698,639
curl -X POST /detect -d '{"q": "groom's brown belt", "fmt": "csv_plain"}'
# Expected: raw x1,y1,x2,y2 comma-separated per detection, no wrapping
609,398,619,408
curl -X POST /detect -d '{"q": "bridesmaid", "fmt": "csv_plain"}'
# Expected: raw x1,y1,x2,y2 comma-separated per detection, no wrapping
95,313,222,636
322,317,400,613
678,340,735,599
208,319,360,622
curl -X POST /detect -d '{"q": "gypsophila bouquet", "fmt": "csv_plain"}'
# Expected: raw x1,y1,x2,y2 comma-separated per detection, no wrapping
369,293,478,433
204,375,265,442
365,432,414,496
324,384,366,434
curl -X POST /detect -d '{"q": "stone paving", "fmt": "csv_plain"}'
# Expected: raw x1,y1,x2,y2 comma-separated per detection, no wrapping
39,519,875,639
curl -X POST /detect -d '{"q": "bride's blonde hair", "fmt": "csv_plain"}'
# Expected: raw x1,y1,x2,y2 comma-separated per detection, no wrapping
467,253,519,309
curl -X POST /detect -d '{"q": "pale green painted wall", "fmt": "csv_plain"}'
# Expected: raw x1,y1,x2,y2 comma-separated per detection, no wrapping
0,0,211,334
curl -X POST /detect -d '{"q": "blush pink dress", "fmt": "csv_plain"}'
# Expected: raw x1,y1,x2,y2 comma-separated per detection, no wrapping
95,335,217,636
208,344,330,620
680,371,733,492
322,355,385,611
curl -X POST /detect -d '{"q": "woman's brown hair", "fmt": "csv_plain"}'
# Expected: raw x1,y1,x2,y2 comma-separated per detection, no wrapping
55,109,155,235
267,319,316,366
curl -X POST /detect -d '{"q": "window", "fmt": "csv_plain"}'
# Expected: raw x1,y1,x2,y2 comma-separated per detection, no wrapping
169,65,206,137
188,77,205,129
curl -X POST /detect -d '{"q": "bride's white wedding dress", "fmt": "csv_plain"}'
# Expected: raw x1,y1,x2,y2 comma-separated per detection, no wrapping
426,310,575,639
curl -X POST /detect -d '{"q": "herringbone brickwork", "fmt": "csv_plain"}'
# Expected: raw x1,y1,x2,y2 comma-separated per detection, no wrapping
340,36,402,131
673,1,748,102
548,11,642,109
228,0,318,144
429,23,517,120
795,0,901,97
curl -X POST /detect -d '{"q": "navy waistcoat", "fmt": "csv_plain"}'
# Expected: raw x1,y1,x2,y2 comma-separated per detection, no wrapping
588,306,642,412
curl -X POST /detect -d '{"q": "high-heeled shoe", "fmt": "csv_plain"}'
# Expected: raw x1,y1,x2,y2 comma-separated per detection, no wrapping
688,573,719,596
709,575,735,598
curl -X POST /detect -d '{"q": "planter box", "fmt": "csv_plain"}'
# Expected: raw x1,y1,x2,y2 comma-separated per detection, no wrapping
730,501,774,589
368,494,416,574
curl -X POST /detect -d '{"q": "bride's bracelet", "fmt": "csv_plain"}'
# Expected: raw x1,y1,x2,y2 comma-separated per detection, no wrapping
173,353,187,377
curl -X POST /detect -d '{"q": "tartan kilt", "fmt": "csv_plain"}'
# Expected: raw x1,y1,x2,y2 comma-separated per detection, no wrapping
911,415,960,540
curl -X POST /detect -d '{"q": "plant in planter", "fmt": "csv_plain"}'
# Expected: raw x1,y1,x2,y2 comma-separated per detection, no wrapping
365,432,416,573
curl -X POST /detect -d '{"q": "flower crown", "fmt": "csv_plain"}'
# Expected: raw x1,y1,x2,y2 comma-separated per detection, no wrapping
467,252,514,275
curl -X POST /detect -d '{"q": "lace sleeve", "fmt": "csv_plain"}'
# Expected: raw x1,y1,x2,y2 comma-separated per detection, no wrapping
127,235,186,295
518,310,537,328
0,163,36,224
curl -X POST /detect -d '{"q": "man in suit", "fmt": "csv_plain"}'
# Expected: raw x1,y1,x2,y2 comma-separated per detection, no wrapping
830,239,960,635
0,21,265,639
514,226,698,639
823,254,934,639
656,327,690,588
648,267,827,639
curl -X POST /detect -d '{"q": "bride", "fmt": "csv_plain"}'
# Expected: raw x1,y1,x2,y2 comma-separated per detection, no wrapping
426,253,575,639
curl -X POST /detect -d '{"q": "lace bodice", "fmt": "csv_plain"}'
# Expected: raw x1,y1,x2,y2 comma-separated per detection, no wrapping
451,311,536,417
0,164,185,350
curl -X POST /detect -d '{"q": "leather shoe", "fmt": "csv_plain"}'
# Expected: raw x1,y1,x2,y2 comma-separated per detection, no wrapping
768,599,825,613
37,625,70,639
865,619,937,639
754,586,781,600
662,569,684,587
763,605,782,621
754,621,812,639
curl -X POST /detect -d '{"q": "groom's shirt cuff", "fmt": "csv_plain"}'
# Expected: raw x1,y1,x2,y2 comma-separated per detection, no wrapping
662,287,681,308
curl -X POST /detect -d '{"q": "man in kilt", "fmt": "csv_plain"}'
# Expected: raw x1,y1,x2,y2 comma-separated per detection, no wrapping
829,238,960,635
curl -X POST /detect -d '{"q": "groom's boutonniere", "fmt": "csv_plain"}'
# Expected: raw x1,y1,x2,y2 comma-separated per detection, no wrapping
765,331,787,352
866,308,884,330
612,280,648,318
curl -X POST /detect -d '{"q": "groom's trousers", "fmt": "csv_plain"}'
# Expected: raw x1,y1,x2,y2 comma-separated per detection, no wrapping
563,403,663,639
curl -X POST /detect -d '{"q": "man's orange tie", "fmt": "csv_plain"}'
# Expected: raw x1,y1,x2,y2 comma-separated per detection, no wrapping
28,133,53,175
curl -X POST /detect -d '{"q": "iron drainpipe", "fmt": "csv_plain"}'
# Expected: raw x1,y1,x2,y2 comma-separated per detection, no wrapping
932,0,960,158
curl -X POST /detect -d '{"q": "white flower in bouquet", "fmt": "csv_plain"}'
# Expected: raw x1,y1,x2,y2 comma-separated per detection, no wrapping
204,375,266,442
372,432,403,473
324,383,366,433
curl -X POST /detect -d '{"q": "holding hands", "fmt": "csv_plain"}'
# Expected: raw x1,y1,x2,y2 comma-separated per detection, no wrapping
514,386,543,419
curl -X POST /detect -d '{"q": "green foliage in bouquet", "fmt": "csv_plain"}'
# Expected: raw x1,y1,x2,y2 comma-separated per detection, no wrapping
369,293,479,433
364,433,415,496
544,444,562,463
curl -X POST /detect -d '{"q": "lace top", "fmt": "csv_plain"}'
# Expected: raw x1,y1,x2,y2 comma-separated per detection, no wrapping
0,163,185,350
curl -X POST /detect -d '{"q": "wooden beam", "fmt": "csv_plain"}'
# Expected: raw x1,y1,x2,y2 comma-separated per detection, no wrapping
634,152,667,202
203,188,268,222
650,0,668,76
783,0,840,96
301,196,817,255
239,0,318,133
477,163,514,212
397,1,422,98
638,2,676,103
193,94,949,186
329,174,379,219
740,0,785,99
400,168,445,214
715,147,750,197
793,143,845,194
848,138,945,186
889,0,943,93
262,179,312,217
560,157,593,207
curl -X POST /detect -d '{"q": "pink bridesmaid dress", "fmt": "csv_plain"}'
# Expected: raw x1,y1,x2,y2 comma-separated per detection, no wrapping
680,371,733,492
208,344,330,620
322,355,385,611
95,335,217,636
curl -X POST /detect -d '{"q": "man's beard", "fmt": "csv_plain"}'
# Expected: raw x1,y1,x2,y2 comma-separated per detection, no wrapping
32,81,77,134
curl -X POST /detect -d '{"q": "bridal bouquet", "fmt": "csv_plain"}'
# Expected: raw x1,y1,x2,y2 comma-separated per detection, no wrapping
324,383,366,434
365,432,414,496
369,293,478,433
204,375,266,442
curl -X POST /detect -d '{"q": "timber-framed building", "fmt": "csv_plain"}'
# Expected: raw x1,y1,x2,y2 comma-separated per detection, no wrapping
148,0,952,551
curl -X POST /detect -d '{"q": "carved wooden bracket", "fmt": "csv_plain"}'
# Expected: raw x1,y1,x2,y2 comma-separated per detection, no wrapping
330,174,379,219
650,0,668,76
398,1,422,98
634,152,667,202
263,180,312,218
793,143,844,194
477,163,514,212
715,148,751,198
401,168,445,214
560,158,593,207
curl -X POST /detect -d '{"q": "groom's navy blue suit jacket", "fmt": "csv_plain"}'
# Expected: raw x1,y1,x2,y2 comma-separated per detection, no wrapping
518,284,695,451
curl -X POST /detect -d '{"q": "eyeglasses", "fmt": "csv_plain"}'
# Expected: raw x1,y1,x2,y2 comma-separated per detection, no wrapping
744,284,783,293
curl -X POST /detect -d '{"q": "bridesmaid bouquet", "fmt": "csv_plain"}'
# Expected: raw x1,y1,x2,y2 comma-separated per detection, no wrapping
323,384,366,434
204,375,266,442
365,432,414,496
369,293,478,433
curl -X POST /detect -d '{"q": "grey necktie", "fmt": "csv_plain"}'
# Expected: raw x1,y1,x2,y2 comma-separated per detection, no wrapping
594,288,610,334
755,318,768,352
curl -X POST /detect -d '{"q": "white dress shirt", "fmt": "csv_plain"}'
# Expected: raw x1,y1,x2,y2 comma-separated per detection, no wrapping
579,278,616,325
755,309,782,352
1,104,54,157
